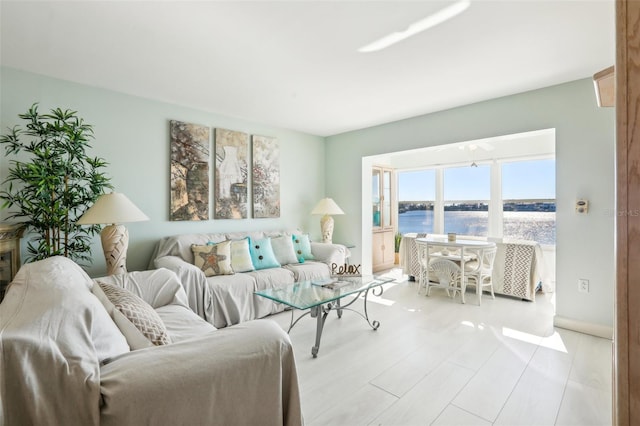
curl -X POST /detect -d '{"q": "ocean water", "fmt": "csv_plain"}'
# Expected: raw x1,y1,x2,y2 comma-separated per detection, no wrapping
398,210,556,245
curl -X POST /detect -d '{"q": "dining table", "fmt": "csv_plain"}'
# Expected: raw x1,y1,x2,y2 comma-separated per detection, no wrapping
415,236,497,303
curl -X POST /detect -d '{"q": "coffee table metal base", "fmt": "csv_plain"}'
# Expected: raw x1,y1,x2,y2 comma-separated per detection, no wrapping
286,286,383,358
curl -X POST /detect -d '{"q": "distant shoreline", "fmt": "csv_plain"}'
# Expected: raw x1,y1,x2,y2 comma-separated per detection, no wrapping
399,200,556,214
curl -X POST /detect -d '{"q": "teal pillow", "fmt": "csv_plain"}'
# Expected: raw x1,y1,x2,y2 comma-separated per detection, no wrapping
249,237,281,270
292,234,314,263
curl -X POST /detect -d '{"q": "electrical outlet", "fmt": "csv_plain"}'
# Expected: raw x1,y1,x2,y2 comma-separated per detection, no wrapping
578,279,590,293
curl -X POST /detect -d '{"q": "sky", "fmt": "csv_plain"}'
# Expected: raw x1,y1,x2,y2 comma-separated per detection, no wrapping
398,159,556,201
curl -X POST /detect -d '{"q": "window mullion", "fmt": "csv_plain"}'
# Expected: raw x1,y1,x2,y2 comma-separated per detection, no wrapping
489,160,503,240
434,168,444,233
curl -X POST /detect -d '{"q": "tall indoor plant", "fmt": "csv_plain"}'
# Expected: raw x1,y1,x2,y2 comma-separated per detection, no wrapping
0,104,112,264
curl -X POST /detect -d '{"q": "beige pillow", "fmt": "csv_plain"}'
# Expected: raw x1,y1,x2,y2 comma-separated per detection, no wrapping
230,238,255,272
192,241,234,276
91,281,153,350
98,282,171,346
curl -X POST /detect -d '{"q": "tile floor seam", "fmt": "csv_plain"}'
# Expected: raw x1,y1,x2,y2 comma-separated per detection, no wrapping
552,350,578,426
491,344,543,425
368,380,404,399
447,401,494,424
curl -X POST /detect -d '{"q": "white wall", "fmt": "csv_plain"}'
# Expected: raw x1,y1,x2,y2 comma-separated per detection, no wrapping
0,67,327,276
326,78,615,330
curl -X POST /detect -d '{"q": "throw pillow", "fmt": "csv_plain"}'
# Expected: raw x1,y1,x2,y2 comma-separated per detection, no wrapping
292,234,315,262
91,282,153,350
248,237,281,270
191,241,234,277
98,281,171,346
230,238,255,273
270,235,299,265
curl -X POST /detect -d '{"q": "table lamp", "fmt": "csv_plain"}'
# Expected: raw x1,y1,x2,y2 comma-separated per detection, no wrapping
311,198,344,244
77,192,149,275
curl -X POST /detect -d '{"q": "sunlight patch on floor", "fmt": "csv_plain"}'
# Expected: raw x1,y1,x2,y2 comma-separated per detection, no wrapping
539,330,569,353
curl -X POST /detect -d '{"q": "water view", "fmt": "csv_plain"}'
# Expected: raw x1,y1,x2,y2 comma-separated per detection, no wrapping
398,210,556,245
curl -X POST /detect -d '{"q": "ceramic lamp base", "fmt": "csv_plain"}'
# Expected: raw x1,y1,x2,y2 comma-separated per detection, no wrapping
100,224,129,275
320,214,334,244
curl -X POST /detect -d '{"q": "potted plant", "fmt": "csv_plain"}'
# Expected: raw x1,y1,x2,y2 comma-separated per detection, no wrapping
0,104,112,265
394,232,402,264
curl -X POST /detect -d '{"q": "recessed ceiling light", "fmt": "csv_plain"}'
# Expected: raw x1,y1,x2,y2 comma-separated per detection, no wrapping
357,0,471,53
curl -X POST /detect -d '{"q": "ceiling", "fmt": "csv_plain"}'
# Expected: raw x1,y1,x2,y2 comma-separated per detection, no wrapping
0,0,615,137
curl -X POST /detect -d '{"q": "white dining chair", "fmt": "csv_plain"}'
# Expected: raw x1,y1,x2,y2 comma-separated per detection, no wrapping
464,245,497,305
415,239,431,295
427,258,465,303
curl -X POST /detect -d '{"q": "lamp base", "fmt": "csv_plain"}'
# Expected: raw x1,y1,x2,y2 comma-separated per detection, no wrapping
100,224,129,275
320,214,334,244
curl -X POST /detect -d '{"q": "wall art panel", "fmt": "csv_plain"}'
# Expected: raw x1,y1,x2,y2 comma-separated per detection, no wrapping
170,120,210,221
215,128,249,219
252,135,280,218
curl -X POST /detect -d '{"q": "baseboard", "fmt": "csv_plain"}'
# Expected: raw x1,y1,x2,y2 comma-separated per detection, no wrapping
553,315,613,339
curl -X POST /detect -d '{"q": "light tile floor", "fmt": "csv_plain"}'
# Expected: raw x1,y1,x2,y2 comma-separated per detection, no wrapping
269,269,613,426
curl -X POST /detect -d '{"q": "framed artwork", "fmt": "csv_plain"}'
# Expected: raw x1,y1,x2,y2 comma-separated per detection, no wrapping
169,120,210,221
215,128,249,219
252,135,280,218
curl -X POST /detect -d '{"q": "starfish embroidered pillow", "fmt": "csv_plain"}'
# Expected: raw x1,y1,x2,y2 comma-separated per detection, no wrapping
191,241,234,277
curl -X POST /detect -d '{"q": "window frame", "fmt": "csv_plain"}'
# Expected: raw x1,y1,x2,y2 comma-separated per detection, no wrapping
397,154,555,244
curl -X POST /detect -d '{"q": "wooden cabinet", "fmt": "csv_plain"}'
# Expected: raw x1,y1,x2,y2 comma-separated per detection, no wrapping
0,223,25,301
372,230,395,272
372,166,395,272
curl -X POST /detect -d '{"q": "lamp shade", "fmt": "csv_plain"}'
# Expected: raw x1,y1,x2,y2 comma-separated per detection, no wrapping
311,198,345,216
77,193,149,225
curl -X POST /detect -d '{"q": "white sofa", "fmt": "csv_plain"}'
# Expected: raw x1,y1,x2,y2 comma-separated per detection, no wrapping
0,256,303,426
150,230,348,328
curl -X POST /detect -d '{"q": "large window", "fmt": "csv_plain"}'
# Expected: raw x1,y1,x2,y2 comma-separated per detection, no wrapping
502,159,556,244
396,157,555,245
397,170,435,234
444,165,490,237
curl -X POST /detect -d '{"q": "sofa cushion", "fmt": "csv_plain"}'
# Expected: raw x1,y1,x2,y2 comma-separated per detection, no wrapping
230,238,255,272
249,237,281,270
292,233,315,262
155,304,216,343
284,261,331,282
192,241,234,276
271,235,299,265
98,282,172,346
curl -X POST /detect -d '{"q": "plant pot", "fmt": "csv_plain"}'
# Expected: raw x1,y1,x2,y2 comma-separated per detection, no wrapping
394,252,400,265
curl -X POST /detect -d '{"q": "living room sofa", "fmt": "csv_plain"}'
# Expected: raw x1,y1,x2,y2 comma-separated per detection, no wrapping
0,256,303,426
150,229,349,328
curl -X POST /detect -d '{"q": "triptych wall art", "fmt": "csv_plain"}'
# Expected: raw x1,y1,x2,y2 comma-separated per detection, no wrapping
169,120,280,221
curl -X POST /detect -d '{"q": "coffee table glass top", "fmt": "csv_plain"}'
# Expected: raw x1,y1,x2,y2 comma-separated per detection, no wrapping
255,275,394,310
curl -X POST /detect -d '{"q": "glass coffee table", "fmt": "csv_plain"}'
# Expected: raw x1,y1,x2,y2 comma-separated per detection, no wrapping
255,275,394,357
